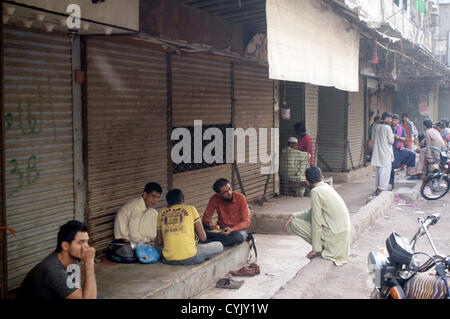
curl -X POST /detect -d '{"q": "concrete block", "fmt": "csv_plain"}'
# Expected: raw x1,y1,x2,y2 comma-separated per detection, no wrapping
96,242,250,299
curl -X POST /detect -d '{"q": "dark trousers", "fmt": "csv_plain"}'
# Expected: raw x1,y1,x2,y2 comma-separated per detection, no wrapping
391,148,416,186
203,224,247,247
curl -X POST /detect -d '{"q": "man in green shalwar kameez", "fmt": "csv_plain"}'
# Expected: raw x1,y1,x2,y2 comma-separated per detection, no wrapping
283,166,351,266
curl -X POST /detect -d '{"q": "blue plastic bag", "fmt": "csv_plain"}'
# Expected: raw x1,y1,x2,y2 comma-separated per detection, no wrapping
135,244,161,264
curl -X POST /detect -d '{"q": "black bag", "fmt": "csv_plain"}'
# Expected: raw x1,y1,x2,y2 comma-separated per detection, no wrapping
107,239,138,263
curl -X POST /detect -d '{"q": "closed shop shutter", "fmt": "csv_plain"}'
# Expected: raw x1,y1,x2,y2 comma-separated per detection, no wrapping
385,88,395,114
86,38,167,254
233,63,275,203
317,87,346,172
3,27,74,289
346,77,366,170
171,55,232,213
305,83,319,165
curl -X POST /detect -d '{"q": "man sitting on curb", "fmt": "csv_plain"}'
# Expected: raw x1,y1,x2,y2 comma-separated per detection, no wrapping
156,189,223,265
18,220,97,299
202,178,251,247
114,182,162,245
283,167,351,266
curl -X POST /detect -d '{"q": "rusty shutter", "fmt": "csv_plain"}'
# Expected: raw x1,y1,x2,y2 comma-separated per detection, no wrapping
233,63,275,203
171,55,232,213
86,38,167,255
346,77,366,170
317,87,346,172
3,26,74,289
305,83,319,165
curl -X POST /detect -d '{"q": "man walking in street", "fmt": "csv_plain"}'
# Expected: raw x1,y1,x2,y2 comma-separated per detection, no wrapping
371,112,395,195
283,167,351,266
18,220,97,299
202,178,250,247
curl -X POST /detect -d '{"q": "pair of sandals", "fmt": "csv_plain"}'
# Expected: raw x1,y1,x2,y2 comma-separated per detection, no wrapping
215,263,261,289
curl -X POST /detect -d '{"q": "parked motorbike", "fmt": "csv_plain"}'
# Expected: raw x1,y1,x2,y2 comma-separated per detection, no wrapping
368,213,449,299
420,145,450,200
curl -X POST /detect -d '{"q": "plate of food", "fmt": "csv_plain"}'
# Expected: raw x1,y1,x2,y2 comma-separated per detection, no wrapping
207,225,223,233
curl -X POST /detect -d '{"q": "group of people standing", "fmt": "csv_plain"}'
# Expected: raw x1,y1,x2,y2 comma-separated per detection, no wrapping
369,112,449,196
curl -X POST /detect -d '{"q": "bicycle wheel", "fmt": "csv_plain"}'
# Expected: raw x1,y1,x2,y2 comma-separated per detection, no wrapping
420,176,450,200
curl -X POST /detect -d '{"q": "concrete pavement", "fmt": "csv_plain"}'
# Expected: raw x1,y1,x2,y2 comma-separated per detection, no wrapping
195,168,421,299
94,166,421,299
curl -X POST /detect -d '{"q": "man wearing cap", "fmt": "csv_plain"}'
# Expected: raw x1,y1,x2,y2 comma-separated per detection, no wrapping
280,137,311,197
371,112,395,196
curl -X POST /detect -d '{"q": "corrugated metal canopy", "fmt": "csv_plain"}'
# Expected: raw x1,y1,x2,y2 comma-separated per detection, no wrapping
178,0,267,32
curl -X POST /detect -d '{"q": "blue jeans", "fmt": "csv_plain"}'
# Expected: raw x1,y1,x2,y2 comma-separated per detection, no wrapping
203,224,247,247
161,242,223,265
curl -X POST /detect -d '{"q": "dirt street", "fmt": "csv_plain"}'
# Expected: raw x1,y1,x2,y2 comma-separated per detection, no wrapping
303,192,450,299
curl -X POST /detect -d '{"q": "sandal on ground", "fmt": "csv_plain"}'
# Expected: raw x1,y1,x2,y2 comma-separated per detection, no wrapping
215,276,244,289
248,263,261,275
229,266,257,277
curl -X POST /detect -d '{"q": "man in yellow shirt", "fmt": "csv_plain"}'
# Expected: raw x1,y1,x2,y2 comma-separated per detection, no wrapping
156,189,223,265
283,167,351,266
114,182,162,245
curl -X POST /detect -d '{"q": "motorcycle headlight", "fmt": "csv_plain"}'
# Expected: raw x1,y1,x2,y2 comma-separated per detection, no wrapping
367,251,389,289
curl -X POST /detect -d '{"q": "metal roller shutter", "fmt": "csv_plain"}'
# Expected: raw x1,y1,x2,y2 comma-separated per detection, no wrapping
172,55,231,127
305,83,319,165
173,165,232,215
347,77,366,170
233,63,275,203
86,38,167,255
3,26,74,289
171,55,232,213
317,87,346,172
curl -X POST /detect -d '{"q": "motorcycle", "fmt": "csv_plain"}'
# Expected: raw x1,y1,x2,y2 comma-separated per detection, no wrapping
368,213,449,299
420,145,450,200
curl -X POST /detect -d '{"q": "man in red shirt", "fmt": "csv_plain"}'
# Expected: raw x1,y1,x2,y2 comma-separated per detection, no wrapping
294,122,314,166
202,178,250,246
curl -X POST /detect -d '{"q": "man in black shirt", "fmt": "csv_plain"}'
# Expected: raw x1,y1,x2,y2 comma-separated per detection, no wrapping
17,220,97,299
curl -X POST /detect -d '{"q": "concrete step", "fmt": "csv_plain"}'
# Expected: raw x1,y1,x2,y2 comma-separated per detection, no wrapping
95,242,250,299
193,234,310,299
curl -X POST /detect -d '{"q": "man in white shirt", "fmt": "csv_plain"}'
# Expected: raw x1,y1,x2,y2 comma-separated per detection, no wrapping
114,182,162,245
371,112,395,196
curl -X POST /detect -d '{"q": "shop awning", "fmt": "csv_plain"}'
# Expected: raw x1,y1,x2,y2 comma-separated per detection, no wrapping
266,0,360,92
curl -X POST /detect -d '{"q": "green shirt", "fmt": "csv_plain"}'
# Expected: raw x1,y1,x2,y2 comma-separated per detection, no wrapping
310,182,351,261
280,146,310,182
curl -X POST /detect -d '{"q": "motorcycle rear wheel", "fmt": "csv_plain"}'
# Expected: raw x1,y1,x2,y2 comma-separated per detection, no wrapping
420,175,450,200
